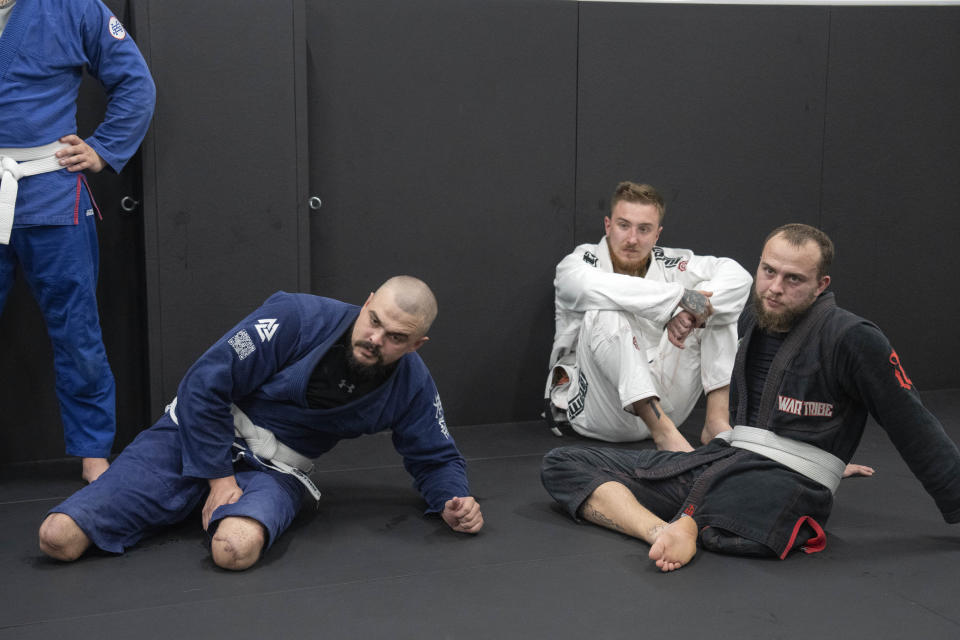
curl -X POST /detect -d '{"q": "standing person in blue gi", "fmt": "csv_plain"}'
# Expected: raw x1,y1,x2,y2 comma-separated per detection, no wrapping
545,181,752,450
38,276,485,570
0,0,156,482
542,224,960,572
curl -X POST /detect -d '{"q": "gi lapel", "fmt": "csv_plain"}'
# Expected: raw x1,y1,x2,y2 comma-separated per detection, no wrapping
0,0,28,83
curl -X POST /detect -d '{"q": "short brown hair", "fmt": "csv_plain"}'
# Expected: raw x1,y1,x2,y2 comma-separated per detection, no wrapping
610,181,665,223
765,223,834,280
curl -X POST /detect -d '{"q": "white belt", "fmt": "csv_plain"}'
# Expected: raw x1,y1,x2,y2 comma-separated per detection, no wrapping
165,397,322,501
716,425,845,495
0,141,68,244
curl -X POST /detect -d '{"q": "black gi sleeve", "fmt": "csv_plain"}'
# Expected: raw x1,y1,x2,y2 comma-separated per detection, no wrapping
837,323,960,523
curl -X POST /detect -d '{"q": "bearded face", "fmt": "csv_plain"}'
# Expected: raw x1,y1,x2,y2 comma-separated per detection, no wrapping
753,235,830,333
752,287,817,333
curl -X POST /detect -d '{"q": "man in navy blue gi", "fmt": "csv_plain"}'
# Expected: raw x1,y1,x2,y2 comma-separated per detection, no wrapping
0,0,156,482
38,276,484,570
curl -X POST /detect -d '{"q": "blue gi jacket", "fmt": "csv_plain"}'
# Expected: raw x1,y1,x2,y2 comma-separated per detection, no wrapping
173,292,469,514
0,0,156,225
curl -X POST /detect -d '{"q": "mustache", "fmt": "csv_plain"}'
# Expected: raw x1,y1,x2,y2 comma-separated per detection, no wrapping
353,340,382,358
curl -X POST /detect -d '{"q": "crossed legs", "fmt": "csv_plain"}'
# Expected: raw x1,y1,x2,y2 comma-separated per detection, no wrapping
542,446,701,571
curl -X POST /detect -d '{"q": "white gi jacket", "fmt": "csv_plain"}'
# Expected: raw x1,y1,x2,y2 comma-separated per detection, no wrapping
546,236,752,404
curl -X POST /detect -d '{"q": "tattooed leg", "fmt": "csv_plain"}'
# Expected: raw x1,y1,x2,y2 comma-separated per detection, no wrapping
581,482,699,571
632,397,693,452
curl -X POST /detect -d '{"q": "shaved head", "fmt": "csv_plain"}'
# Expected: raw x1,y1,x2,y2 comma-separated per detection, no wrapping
375,276,438,336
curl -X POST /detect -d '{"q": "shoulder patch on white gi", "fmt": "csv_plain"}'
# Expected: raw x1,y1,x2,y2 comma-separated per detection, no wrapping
228,329,256,360
108,16,127,40
652,247,685,269
254,318,279,342
582,251,599,267
433,392,451,439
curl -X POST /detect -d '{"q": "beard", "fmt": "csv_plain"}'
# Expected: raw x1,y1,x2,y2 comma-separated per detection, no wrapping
346,340,387,382
610,248,650,277
753,290,816,333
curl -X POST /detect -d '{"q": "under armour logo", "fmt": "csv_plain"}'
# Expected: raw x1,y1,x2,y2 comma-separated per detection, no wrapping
254,318,279,342
338,379,356,393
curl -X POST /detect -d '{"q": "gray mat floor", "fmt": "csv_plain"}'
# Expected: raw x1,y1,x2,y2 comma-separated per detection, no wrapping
2,389,959,639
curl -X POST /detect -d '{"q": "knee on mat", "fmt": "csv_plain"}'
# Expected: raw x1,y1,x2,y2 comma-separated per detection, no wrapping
541,446,577,485
211,517,266,571
38,513,86,561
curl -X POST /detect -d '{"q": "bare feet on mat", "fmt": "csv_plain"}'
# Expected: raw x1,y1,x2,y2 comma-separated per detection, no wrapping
649,515,699,572
81,457,109,483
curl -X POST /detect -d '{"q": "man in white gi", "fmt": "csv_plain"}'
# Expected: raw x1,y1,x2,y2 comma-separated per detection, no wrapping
545,182,752,450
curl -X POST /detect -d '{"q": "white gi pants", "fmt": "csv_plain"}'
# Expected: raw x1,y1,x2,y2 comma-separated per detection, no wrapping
553,309,737,442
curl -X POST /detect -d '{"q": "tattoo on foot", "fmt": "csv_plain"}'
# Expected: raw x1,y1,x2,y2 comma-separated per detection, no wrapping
649,523,667,540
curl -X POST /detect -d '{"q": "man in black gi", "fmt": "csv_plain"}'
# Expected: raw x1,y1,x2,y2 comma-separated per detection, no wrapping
541,223,960,571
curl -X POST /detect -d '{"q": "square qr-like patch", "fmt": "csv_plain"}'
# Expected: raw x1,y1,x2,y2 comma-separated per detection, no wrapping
228,329,256,360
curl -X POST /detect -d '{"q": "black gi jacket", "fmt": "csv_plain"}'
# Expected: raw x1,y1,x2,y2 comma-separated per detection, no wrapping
705,292,960,556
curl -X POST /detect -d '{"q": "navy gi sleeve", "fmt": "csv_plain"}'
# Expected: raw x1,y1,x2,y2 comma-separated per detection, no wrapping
79,1,155,172
175,293,307,479
838,324,960,523
390,376,469,513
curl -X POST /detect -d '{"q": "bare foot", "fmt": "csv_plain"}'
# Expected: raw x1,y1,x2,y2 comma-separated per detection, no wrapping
700,421,732,445
652,427,694,452
648,515,698,572
81,457,109,483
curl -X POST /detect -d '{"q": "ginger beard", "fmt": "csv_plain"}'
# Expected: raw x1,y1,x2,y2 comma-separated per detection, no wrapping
752,285,817,333
610,248,651,278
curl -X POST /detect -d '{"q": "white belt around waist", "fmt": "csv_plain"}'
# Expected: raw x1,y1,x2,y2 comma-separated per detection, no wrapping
715,425,845,495
164,397,321,501
0,141,68,245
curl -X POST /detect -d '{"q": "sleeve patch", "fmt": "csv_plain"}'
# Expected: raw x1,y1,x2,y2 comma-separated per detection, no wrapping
433,393,451,439
108,16,127,40
228,330,256,360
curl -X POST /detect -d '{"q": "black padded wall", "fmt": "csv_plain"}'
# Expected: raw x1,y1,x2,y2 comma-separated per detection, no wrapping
304,0,578,426
576,3,830,262
136,0,311,408
575,2,960,391
821,7,960,387
4,1,959,465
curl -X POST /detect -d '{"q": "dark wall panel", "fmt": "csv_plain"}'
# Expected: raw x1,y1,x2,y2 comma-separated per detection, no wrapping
305,0,578,425
822,7,960,389
137,0,310,409
577,2,960,390
577,3,830,269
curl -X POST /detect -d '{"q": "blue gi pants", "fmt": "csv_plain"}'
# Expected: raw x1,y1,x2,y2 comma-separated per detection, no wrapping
49,416,306,554
0,210,116,457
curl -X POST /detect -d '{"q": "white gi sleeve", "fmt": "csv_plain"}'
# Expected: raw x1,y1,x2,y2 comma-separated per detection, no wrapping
554,245,684,327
